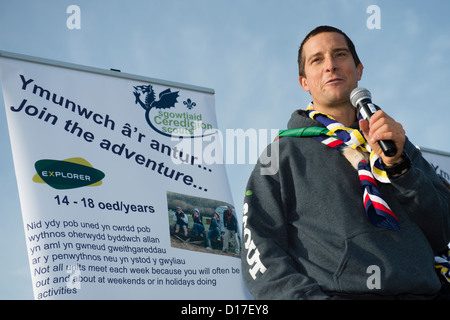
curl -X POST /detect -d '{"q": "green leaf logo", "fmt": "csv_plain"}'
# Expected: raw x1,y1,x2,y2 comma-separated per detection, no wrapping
33,158,105,190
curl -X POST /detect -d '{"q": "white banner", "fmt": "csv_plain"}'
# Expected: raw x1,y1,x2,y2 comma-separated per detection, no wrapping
420,147,450,185
0,53,249,300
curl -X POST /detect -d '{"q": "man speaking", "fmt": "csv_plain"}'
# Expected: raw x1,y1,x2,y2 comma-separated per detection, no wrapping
242,26,450,300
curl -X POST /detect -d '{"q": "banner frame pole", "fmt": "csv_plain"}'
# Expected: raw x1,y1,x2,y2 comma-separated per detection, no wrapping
0,50,215,95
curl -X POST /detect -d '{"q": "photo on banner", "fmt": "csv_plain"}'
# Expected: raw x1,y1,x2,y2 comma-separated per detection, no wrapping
167,191,241,256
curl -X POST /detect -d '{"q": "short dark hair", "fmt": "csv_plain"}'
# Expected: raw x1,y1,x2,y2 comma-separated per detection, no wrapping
297,26,361,77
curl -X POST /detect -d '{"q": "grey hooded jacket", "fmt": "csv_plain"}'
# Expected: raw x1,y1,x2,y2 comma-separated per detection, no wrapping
241,109,450,300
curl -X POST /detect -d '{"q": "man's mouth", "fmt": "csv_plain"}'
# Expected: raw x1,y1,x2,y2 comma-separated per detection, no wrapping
325,78,344,85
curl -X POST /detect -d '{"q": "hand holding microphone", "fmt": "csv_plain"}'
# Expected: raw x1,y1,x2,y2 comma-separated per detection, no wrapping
350,87,399,158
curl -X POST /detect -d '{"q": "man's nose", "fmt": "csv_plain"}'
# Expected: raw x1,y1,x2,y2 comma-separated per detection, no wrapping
325,57,338,72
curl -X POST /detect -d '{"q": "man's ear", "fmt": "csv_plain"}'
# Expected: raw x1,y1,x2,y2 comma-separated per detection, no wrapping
299,75,310,92
357,63,364,81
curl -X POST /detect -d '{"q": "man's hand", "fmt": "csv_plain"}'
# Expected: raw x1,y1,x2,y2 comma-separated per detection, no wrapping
359,110,406,166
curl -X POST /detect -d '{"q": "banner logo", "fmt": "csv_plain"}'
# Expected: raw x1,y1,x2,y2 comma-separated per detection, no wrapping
33,157,105,190
133,84,215,139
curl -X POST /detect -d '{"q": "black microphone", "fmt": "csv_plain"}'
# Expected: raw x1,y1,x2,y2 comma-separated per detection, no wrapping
350,87,398,157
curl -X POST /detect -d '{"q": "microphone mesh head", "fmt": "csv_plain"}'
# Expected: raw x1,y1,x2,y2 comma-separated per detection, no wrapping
350,87,371,107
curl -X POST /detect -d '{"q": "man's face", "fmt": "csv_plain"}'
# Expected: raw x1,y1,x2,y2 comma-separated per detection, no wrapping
299,32,363,108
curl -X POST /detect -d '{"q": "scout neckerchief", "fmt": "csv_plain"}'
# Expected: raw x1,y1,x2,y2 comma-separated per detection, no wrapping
435,248,450,286
277,103,400,232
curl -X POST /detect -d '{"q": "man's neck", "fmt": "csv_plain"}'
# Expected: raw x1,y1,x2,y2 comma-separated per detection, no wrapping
313,102,357,127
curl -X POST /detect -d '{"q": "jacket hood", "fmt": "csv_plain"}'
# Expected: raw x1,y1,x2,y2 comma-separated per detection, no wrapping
287,109,323,130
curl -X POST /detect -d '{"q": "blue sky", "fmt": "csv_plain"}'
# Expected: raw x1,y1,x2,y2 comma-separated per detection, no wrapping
1,0,449,299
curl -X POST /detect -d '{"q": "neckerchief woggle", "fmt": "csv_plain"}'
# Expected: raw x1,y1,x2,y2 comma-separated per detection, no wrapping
277,102,400,232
